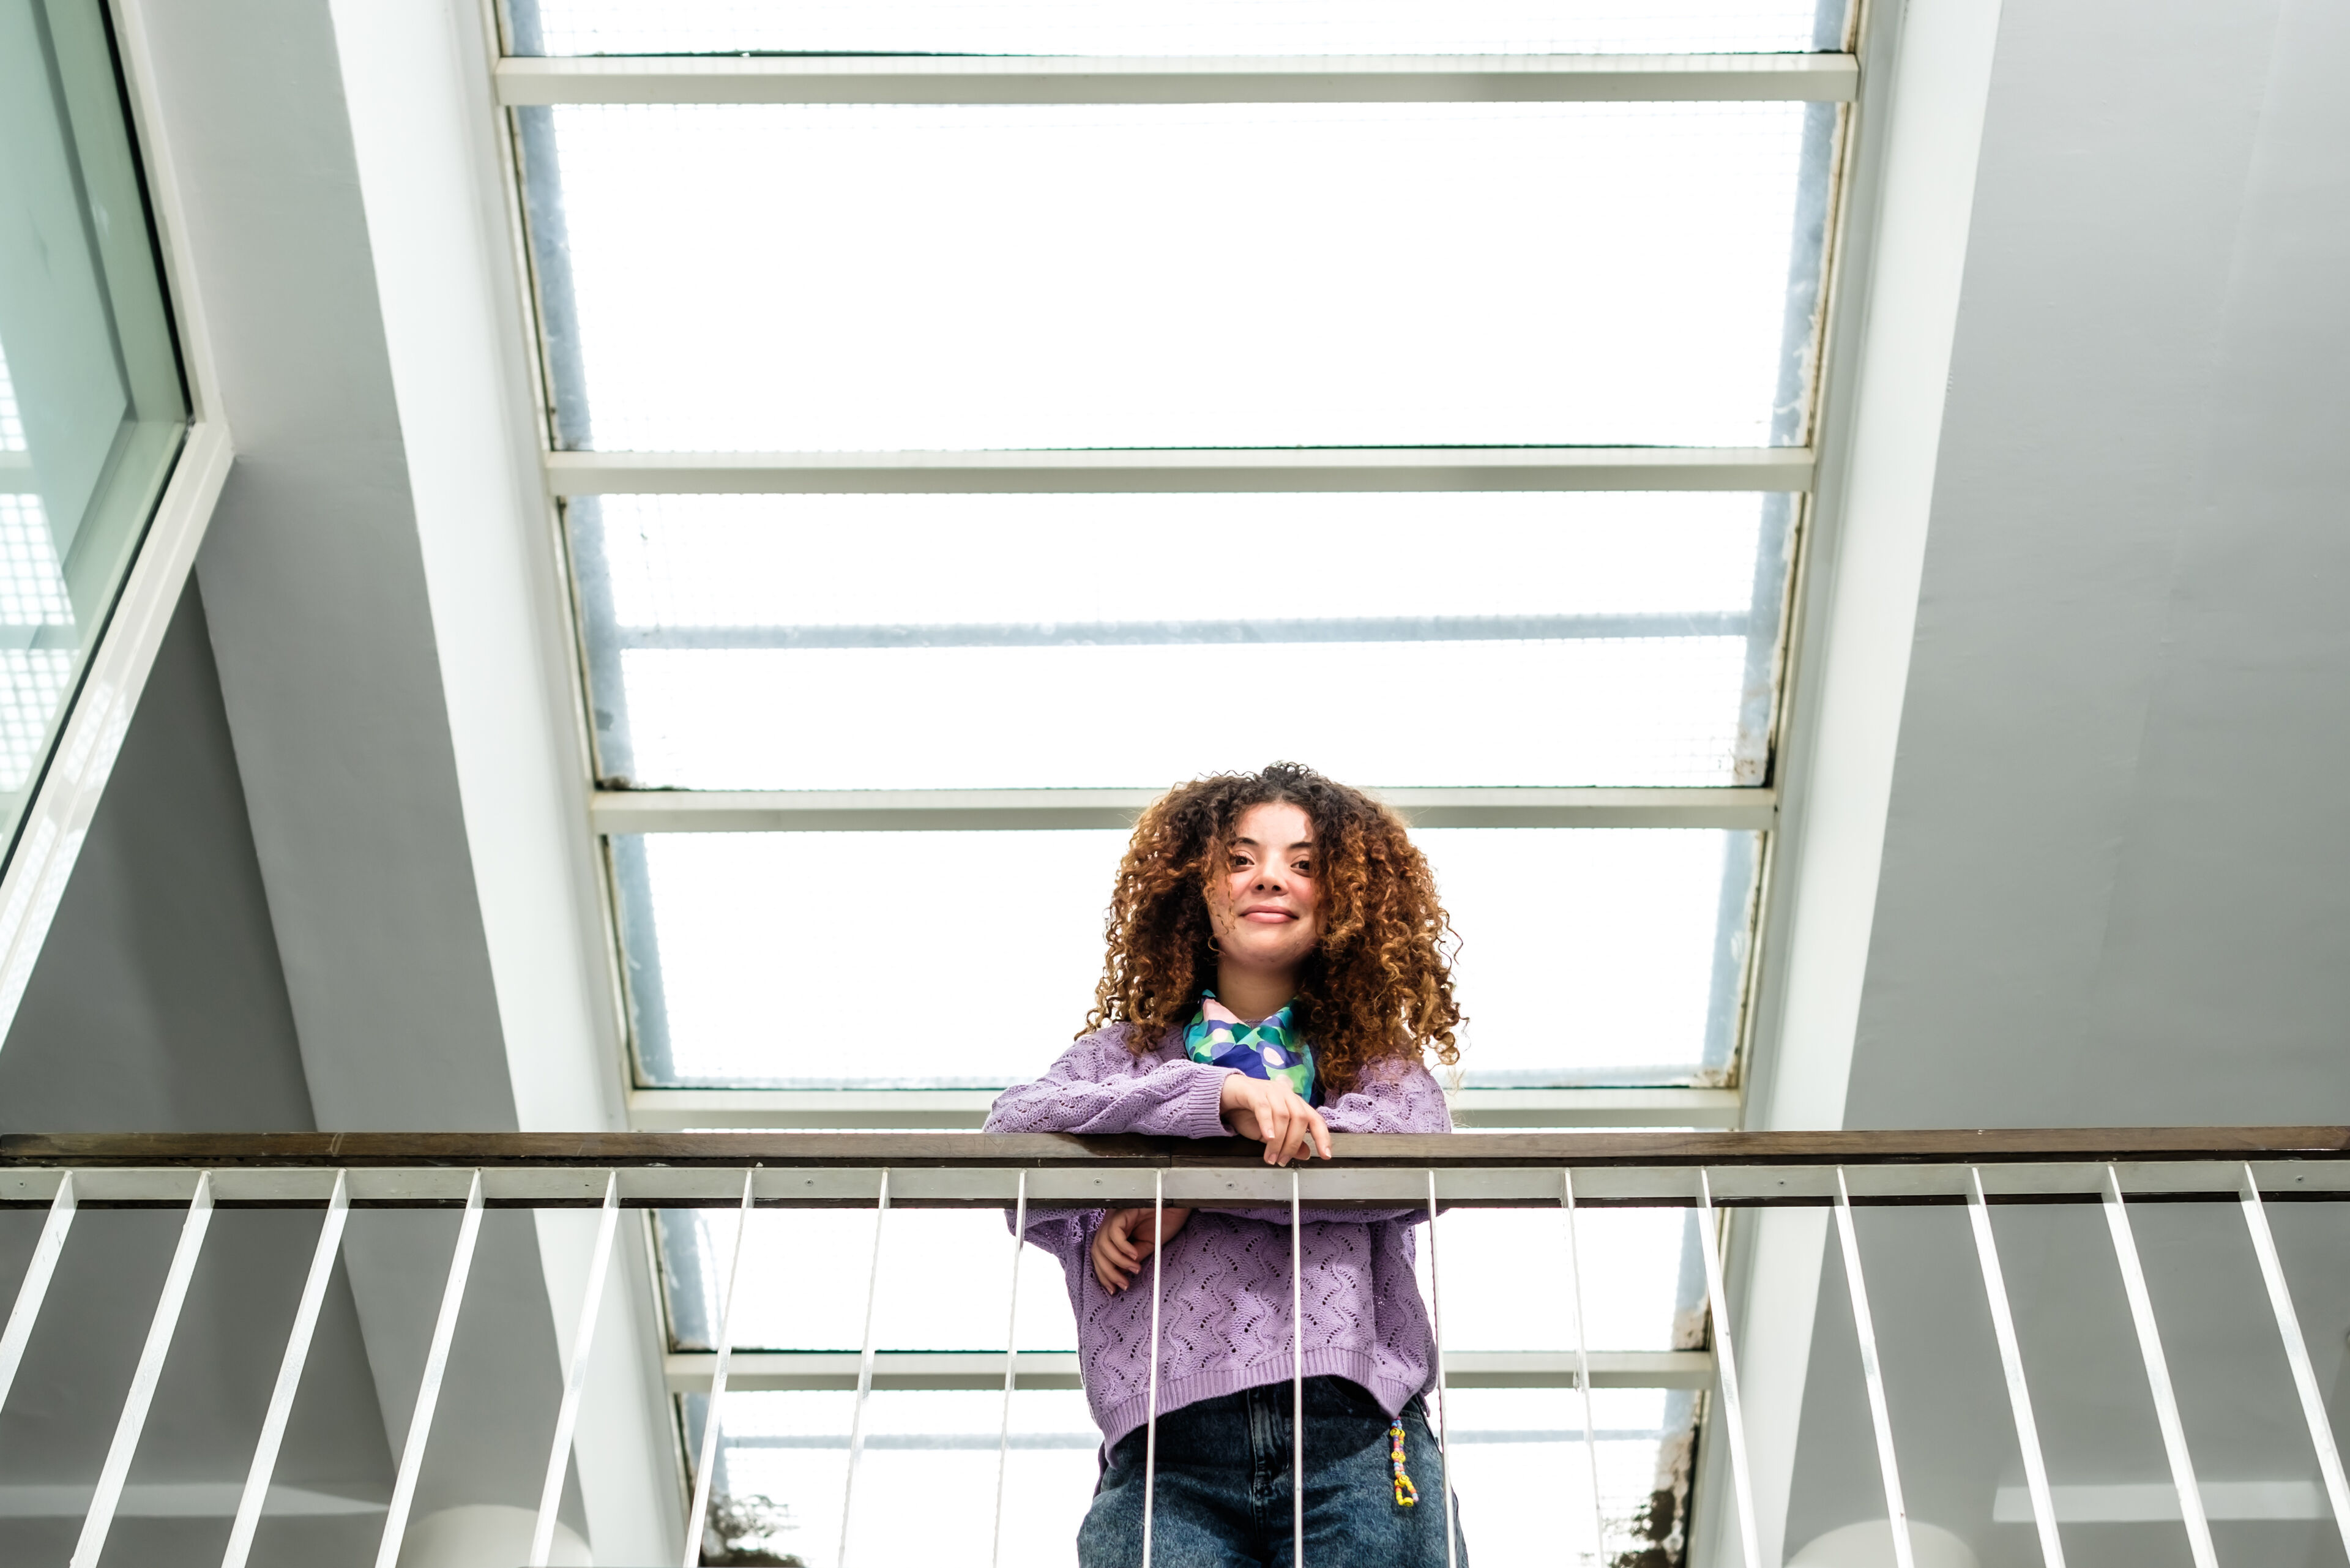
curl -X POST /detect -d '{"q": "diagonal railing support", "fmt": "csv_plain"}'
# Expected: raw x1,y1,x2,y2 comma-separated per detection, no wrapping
683,1171,756,1567
531,1171,624,1567
223,1170,351,1568
2102,1165,2217,1568
0,1171,76,1417
1695,1170,1762,1568
2237,1163,2350,1560
375,1170,486,1568
1966,1168,2065,1568
1832,1168,1917,1568
74,1171,215,1568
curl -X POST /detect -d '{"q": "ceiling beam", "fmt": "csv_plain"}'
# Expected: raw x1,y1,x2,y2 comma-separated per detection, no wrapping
589,786,1778,834
497,53,1858,108
544,447,1813,496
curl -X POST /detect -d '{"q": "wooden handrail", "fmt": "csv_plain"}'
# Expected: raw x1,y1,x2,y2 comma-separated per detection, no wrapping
2,1126,2345,1170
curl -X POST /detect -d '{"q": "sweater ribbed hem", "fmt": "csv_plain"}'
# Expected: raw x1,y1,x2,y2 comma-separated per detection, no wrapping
1174,1061,1234,1138
1097,1345,1431,1454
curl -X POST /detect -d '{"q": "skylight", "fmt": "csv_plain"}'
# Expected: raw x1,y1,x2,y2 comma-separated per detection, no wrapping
494,0,1855,1558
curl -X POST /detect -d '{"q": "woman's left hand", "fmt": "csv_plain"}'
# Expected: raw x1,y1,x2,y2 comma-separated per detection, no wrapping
1090,1204,1193,1293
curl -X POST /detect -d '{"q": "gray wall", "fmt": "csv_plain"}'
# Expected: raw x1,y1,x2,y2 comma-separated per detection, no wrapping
0,583,394,1565
1783,0,2350,1561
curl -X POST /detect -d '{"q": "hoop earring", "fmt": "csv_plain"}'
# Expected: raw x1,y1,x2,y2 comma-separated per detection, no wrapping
1206,935,1221,956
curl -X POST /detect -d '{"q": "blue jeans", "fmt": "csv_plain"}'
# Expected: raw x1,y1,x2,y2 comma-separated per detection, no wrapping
1078,1377,1469,1568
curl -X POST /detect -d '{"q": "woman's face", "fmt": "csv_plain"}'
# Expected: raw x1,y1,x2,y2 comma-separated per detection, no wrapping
1207,802,1324,976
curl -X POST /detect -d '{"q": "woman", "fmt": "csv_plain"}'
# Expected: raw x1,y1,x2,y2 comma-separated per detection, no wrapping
984,761,1469,1567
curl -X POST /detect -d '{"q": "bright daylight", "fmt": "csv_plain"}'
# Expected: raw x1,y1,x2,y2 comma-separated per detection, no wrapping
0,2,2344,1568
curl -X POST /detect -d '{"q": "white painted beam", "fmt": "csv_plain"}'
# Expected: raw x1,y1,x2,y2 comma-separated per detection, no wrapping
1720,0,2009,1564
590,786,1777,835
496,53,1859,108
326,2,676,1560
544,446,1813,496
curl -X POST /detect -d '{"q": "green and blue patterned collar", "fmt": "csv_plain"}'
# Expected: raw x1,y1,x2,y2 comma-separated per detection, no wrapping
1184,990,1317,1105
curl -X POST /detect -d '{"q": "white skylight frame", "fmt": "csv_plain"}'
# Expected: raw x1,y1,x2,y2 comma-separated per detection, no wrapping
476,26,1865,1543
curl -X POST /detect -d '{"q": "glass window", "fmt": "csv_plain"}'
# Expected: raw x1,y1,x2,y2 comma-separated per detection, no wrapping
0,0,188,853
617,826,1756,1089
575,491,1791,792
512,0,1848,59
520,102,1829,451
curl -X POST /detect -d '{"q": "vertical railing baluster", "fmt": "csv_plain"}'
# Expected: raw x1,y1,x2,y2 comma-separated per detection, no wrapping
1141,1168,1164,1568
1561,1170,1607,1567
75,1171,216,1568
683,1171,757,1568
376,1171,485,1568
2237,1164,2350,1559
1426,1170,1457,1568
1966,1169,2065,1568
2102,1166,2217,1568
1694,1171,1761,1568
223,1171,351,1568
1832,1170,1917,1568
0,1170,76,1416
991,1170,1028,1568
531,1171,624,1567
1292,1168,1305,1568
837,1168,890,1568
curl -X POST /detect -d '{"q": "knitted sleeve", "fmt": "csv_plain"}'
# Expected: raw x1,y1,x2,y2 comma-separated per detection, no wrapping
1218,1057,1453,1225
981,1026,1231,1138
987,1026,1230,1262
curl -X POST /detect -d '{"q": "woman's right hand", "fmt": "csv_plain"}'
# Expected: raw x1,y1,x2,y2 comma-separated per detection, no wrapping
1218,1072,1332,1165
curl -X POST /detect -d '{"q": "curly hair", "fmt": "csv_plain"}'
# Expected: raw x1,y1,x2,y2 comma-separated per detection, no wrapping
1082,762,1461,1095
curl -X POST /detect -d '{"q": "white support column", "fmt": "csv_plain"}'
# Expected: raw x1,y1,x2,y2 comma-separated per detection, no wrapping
326,5,674,1556
1729,0,2007,1559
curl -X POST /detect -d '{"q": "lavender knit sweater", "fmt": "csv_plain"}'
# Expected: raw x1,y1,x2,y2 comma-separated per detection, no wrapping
983,1024,1451,1449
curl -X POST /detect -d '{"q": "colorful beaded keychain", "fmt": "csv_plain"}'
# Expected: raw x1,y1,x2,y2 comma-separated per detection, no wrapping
1388,1419,1420,1507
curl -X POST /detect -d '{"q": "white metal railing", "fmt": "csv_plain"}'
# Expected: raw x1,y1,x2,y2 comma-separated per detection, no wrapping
2,1129,2348,1568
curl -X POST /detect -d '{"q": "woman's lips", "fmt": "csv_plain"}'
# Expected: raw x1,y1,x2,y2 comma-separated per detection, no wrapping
1239,907,1297,923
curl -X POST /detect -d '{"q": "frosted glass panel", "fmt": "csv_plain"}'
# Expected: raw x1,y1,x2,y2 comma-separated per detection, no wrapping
528,102,1819,450
619,827,1753,1086
518,0,1845,56
575,491,1789,790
